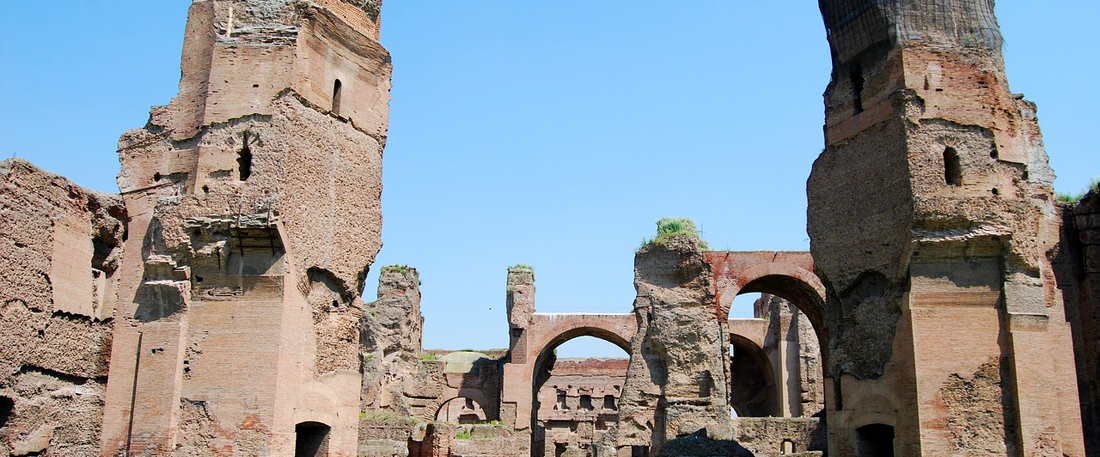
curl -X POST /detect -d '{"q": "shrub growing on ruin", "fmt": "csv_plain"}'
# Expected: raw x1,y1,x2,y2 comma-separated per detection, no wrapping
643,217,709,250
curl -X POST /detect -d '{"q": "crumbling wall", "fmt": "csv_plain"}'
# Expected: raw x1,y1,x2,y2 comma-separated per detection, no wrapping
730,417,826,457
0,159,125,456
361,266,425,416
535,358,627,457
810,0,1086,454
600,234,732,455
98,0,391,454
1058,186,1100,457
449,424,526,457
753,295,824,418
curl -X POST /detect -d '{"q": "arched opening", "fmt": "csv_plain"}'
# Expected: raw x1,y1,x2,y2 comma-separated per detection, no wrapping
436,396,488,424
332,79,343,116
944,147,962,186
856,423,894,457
532,334,629,457
729,335,776,417
727,274,827,420
0,396,13,429
294,421,330,457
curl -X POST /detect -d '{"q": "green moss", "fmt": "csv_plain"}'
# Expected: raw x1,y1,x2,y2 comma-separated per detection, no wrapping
642,217,709,250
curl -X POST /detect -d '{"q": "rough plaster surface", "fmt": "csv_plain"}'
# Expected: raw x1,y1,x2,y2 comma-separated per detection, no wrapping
731,417,827,457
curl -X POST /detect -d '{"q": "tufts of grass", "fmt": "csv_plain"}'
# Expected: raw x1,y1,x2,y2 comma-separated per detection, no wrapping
1057,177,1100,204
455,430,476,440
1057,193,1081,203
381,265,414,275
418,352,439,361
642,217,709,250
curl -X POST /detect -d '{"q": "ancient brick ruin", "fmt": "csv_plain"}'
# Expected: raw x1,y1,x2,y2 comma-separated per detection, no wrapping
0,0,1098,456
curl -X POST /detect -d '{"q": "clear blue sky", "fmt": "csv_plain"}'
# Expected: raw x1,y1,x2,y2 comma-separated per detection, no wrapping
1,2,1095,358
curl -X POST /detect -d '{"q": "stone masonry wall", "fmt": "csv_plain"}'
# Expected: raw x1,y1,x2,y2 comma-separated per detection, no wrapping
754,294,824,419
361,266,424,416
599,234,732,455
536,358,627,457
0,159,126,457
811,0,1085,454
1058,186,1100,457
98,1,391,455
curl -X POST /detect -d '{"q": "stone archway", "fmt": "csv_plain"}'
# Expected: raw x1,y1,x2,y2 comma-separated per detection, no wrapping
527,324,633,457
706,251,829,422
705,251,828,356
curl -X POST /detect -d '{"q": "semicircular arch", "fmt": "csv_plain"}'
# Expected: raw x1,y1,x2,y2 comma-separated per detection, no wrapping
719,264,827,349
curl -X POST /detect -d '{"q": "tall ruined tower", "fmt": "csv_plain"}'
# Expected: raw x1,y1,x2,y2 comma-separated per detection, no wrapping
99,1,389,455
809,1,1085,455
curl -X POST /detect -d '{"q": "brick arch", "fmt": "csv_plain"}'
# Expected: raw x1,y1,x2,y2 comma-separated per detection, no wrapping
705,251,828,348
524,314,636,368
527,316,636,391
525,315,635,457
435,395,490,423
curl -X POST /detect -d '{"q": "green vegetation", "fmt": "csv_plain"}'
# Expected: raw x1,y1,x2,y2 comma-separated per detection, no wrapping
418,352,439,361
455,430,476,440
508,264,534,273
1057,177,1099,204
381,265,414,275
642,217,709,250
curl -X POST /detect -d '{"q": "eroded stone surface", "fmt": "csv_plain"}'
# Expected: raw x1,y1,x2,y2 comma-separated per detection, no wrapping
95,1,391,455
0,159,124,457
810,0,1086,454
594,236,732,455
1057,187,1100,456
